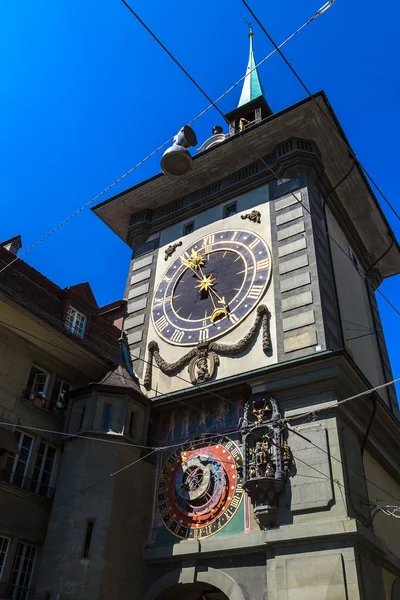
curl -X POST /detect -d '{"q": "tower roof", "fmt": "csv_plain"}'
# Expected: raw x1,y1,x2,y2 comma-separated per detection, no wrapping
238,25,265,108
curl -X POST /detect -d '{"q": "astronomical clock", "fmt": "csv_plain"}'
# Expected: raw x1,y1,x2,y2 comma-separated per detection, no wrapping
157,436,244,539
148,224,274,540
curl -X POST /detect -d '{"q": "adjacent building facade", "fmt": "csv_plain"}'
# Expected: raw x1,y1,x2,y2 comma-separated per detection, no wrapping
0,236,135,599
1,31,400,600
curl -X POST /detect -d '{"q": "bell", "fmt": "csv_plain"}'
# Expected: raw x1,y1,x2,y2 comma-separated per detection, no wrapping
161,126,197,176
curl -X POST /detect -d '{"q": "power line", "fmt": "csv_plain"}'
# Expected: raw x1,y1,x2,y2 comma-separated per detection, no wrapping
120,0,400,324
3,310,400,516
0,315,236,436
0,7,324,276
289,376,400,424
288,425,400,505
240,0,400,222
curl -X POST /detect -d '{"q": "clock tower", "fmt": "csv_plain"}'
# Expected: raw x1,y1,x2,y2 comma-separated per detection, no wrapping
93,30,400,600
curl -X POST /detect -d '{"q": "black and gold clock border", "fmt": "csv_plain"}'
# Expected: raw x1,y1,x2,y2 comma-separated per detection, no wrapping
151,229,272,346
143,304,271,389
156,436,244,540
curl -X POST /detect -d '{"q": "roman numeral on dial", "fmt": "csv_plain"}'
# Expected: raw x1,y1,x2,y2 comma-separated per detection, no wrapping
247,285,264,300
199,328,209,342
249,239,260,250
257,258,270,270
203,234,215,246
171,329,185,343
229,494,241,508
155,315,169,332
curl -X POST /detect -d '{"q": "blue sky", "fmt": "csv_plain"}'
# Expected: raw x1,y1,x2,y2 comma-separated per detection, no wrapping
1,0,399,388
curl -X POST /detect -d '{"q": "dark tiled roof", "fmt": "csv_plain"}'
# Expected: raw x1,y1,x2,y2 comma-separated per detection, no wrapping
96,364,141,393
0,247,121,364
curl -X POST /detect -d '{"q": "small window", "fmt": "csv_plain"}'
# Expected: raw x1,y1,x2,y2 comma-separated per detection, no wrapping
5,431,34,488
26,366,50,400
102,404,112,432
78,405,86,431
32,442,56,496
51,378,71,409
183,222,194,236
128,411,135,438
349,245,361,272
0,536,10,580
10,542,36,591
82,520,94,559
224,202,237,218
65,306,87,339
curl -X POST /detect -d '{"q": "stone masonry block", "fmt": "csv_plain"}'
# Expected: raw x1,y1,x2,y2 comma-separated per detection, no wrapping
127,330,143,345
130,347,141,361
281,291,313,312
284,330,317,352
280,272,311,293
276,207,303,226
283,310,315,332
275,192,302,212
277,221,305,241
130,268,152,286
128,283,149,300
125,314,145,330
127,297,147,313
132,255,153,272
288,425,334,512
281,554,346,599
279,255,309,275
278,238,307,258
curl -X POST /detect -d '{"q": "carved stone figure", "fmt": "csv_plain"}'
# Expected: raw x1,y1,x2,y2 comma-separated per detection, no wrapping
239,396,293,529
241,210,261,224
164,240,182,261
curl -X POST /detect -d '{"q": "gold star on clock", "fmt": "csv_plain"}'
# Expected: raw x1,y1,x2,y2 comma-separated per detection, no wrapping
196,273,216,292
183,249,206,270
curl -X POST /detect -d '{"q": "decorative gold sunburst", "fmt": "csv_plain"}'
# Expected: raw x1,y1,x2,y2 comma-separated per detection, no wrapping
183,249,206,270
196,273,216,292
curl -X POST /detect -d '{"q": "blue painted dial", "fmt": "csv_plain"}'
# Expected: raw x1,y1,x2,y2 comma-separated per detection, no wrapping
152,229,272,346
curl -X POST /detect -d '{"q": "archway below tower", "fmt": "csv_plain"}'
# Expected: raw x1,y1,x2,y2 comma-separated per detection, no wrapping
156,582,229,600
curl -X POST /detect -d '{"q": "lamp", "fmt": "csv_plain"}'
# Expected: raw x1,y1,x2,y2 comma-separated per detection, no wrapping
161,125,198,176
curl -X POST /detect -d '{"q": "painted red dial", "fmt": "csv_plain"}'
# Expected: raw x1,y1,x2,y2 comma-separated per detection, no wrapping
157,437,243,539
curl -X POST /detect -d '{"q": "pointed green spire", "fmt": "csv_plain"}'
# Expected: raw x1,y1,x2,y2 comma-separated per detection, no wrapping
238,24,265,108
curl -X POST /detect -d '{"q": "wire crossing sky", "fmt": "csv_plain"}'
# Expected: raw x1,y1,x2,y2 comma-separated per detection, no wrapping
0,0,399,390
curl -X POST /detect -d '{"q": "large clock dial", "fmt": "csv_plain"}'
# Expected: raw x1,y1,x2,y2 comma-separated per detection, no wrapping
157,437,243,539
152,229,272,345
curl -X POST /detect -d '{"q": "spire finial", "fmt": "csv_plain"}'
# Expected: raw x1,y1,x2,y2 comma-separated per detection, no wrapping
243,18,254,38
237,20,265,108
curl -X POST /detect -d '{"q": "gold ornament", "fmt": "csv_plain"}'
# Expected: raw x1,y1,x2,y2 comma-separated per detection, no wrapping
196,273,216,293
183,249,206,270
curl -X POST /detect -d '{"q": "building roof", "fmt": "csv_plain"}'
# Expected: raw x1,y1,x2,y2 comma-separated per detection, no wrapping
96,364,141,392
0,240,123,364
93,91,400,280
238,28,265,108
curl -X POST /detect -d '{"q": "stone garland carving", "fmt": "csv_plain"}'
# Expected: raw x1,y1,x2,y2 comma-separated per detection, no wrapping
239,396,293,529
143,304,271,390
241,210,261,224
164,240,183,261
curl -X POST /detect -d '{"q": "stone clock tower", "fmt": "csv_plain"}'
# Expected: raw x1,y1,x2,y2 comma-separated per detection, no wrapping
93,31,400,600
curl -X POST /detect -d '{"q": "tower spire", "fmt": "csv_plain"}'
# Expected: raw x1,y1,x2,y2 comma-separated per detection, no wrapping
238,23,265,108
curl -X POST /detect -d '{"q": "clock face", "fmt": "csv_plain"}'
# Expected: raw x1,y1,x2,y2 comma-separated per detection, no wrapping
152,229,272,345
157,437,243,539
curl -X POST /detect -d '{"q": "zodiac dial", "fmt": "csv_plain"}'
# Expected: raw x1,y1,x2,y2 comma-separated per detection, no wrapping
157,437,243,539
152,229,272,345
